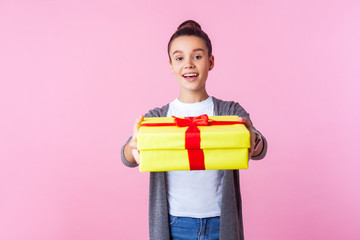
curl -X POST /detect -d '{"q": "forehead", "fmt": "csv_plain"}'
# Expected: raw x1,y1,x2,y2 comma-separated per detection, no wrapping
170,36,208,54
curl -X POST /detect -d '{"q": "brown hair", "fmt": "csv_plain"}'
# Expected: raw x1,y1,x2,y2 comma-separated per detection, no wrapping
167,20,212,60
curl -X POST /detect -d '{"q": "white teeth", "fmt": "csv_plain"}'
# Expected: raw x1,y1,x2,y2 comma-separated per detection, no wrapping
183,73,198,77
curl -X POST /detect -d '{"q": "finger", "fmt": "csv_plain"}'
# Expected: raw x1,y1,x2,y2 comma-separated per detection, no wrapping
240,117,255,159
240,117,254,141
133,115,144,133
132,115,144,141
129,138,137,149
137,115,144,128
132,149,140,164
248,130,255,158
249,131,255,157
248,148,253,161
251,130,256,147
239,117,252,130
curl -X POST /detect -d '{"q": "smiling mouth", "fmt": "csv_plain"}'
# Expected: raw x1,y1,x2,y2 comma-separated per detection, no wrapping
182,73,199,78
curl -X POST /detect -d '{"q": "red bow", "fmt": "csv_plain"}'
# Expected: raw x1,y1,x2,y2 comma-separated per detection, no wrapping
172,115,209,152
173,114,210,128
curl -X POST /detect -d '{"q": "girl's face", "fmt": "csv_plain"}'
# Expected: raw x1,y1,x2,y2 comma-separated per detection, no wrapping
169,36,214,94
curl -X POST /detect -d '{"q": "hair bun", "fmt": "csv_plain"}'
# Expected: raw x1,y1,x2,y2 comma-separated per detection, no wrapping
177,20,202,30
168,20,212,59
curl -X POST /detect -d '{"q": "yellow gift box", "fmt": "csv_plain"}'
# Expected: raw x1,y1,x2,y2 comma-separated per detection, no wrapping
137,115,250,172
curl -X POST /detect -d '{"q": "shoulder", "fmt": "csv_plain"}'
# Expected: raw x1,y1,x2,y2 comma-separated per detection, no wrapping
144,103,169,117
212,96,249,118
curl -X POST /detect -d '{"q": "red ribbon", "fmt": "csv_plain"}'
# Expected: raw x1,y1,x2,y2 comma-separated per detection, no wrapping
141,114,243,170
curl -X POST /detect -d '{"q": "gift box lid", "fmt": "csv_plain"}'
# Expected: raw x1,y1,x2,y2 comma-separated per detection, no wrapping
137,115,250,150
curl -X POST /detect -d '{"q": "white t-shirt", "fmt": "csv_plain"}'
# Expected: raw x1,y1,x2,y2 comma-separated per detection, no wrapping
166,96,224,218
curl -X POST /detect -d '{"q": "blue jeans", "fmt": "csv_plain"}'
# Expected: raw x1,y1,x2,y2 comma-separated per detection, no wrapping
169,215,220,240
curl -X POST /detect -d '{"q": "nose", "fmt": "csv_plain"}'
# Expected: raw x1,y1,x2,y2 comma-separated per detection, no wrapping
184,58,195,69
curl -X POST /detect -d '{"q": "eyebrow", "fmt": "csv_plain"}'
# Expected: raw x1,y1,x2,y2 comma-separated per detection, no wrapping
172,48,205,56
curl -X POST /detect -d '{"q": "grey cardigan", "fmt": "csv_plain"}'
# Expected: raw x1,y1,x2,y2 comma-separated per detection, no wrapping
121,97,268,240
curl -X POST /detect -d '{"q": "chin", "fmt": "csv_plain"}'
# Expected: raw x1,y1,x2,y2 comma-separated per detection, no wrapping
184,85,206,92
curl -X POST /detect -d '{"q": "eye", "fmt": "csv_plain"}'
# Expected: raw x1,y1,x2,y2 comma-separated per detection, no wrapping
194,55,202,60
175,56,183,61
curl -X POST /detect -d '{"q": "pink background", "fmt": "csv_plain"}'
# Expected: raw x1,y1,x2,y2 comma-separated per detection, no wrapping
1,0,359,239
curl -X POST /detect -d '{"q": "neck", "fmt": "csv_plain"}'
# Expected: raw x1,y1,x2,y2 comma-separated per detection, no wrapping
178,89,209,103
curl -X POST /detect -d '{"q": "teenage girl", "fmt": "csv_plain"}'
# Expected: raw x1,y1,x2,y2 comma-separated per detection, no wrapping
121,20,267,240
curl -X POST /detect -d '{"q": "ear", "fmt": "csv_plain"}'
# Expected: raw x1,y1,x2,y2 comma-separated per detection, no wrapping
169,60,174,73
209,55,215,71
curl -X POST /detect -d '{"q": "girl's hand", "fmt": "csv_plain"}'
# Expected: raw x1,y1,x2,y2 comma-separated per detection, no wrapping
128,115,144,164
239,117,255,160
